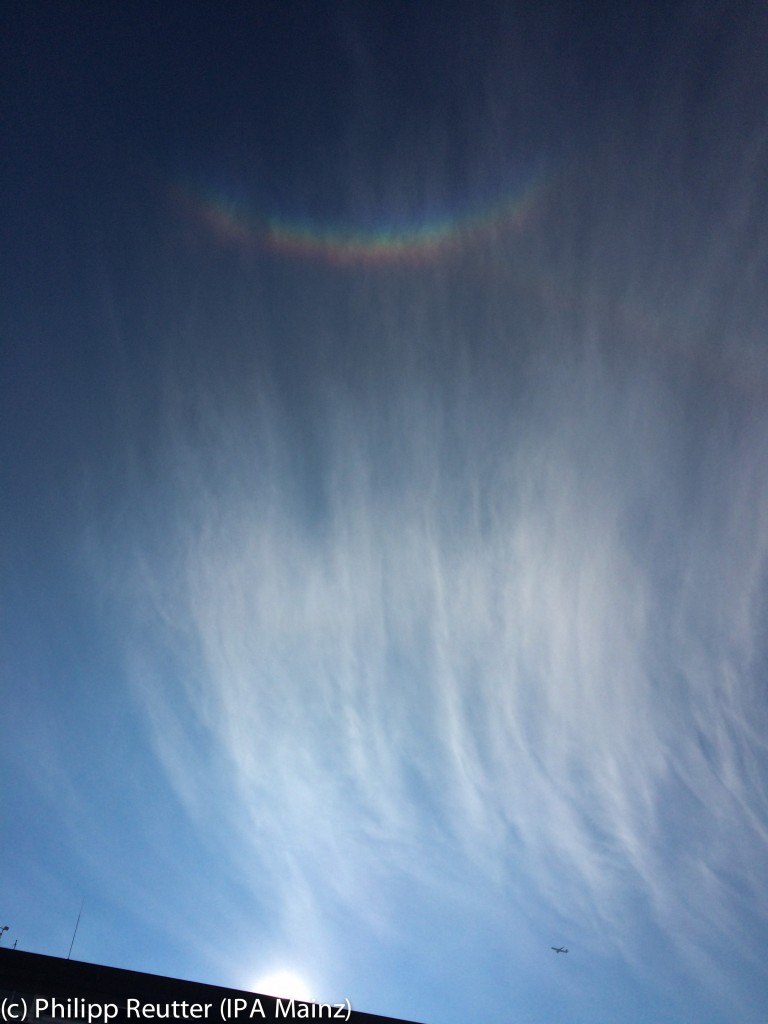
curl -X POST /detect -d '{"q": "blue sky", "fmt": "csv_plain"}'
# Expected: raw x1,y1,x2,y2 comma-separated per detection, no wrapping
2,3,768,1022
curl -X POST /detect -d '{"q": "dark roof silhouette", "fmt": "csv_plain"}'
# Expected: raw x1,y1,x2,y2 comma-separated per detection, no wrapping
0,948,422,1024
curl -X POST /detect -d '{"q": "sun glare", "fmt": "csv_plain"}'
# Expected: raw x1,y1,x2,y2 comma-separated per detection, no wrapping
251,970,314,1002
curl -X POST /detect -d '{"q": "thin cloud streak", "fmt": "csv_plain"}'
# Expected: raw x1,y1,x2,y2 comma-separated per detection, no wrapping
112,267,767,1011
98,48,768,1012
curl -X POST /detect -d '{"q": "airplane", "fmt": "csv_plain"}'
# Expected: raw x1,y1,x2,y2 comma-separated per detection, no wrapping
551,946,568,954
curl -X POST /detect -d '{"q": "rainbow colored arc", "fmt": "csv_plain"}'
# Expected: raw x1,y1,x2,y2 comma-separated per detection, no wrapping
173,178,545,268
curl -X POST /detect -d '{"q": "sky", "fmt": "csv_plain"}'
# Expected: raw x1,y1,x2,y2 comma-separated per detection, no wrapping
2,2,768,1022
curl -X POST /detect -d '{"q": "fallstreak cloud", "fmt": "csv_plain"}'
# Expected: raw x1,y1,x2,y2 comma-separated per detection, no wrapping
96,21,768,1021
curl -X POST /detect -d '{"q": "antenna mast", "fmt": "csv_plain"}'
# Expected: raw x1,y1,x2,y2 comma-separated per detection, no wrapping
67,900,84,960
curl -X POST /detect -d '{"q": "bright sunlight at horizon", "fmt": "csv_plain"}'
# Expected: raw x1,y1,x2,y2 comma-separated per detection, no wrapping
250,971,315,1004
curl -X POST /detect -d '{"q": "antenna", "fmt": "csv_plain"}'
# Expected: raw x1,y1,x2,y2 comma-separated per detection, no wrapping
67,900,84,960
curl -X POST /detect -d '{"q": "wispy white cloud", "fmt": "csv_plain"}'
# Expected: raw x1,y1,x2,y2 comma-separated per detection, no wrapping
91,39,768,1013
109,248,768,1013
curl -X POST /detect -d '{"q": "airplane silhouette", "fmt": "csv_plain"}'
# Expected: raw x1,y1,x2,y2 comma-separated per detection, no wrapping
551,946,568,954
